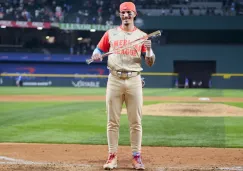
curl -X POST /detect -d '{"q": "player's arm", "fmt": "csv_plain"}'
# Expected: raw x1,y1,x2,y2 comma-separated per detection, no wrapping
141,40,155,67
91,31,110,61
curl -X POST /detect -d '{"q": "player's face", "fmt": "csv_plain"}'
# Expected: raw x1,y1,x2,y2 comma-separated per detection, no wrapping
120,10,136,25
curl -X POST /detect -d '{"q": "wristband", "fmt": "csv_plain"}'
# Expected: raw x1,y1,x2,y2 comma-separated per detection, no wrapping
146,48,154,57
92,47,104,55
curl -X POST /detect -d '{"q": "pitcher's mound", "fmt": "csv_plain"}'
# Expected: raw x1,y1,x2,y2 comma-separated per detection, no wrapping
121,103,243,116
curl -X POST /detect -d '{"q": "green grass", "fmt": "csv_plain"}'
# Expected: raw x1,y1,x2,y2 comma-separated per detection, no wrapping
1,102,107,144
1,87,243,97
224,117,243,147
224,102,243,108
1,87,243,148
141,116,226,147
1,101,243,147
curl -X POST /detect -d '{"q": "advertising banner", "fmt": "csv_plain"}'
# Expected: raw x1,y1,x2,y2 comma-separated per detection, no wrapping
0,62,108,87
0,53,94,63
0,63,108,75
0,20,51,29
0,77,107,87
58,23,117,31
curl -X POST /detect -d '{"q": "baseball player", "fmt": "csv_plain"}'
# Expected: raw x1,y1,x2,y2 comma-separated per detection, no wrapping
91,2,155,170
16,74,23,87
184,77,189,88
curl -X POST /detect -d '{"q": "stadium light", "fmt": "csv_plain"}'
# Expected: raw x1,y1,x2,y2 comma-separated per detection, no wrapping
77,37,83,41
1,25,6,28
37,27,43,30
90,29,96,32
46,36,50,39
46,36,55,43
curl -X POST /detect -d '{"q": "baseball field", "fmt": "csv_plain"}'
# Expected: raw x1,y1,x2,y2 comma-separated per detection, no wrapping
0,87,243,171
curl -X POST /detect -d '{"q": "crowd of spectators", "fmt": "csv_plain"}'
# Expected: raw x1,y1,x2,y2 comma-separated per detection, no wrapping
0,0,120,25
0,0,242,55
0,0,67,22
140,0,242,16
0,0,242,25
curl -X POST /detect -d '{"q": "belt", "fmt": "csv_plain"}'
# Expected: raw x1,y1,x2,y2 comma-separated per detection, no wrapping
110,70,140,79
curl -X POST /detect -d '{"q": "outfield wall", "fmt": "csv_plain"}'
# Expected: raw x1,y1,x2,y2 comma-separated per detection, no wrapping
0,62,109,87
141,45,243,89
1,44,243,89
146,45,243,73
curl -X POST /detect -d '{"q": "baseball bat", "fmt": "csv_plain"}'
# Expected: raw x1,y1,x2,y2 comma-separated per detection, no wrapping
86,30,162,65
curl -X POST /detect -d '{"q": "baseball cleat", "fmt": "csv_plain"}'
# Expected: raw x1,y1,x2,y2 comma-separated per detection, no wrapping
132,153,145,170
103,153,117,170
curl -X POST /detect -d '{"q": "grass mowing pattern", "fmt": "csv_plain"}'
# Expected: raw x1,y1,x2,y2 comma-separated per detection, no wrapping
141,116,225,147
195,89,224,97
0,87,107,96
224,117,243,148
223,89,243,97
1,101,243,147
1,87,243,97
0,102,106,143
223,103,243,147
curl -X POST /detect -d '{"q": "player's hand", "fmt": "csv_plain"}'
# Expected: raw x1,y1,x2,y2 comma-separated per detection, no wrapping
144,40,151,50
91,53,103,61
145,56,153,66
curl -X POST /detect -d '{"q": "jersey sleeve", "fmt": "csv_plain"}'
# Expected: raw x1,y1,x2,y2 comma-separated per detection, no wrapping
141,35,147,58
141,33,147,53
141,44,146,53
97,31,110,52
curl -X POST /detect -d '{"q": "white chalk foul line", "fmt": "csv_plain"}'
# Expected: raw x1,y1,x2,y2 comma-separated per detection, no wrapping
218,166,243,171
0,161,93,167
0,156,31,163
0,156,93,167
0,156,242,170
